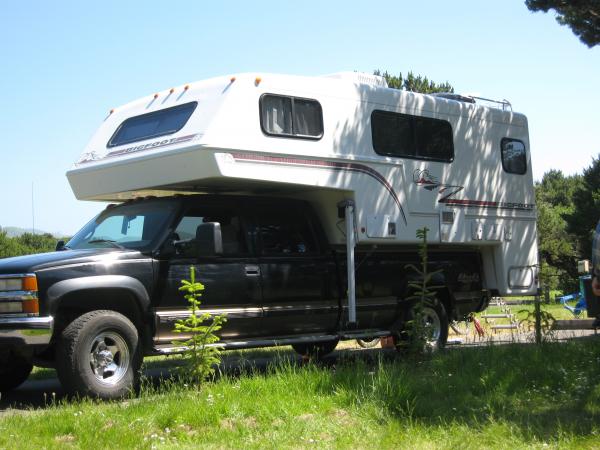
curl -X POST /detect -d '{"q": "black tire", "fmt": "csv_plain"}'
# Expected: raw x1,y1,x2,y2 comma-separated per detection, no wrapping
0,353,33,392
56,310,142,400
292,339,339,358
356,338,380,348
395,301,448,352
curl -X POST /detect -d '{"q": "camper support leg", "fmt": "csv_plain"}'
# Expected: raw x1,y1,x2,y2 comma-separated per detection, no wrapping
338,200,357,326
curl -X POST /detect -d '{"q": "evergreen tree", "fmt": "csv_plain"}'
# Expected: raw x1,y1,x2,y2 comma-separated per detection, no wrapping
566,155,600,261
373,70,454,94
525,0,600,47
535,170,582,292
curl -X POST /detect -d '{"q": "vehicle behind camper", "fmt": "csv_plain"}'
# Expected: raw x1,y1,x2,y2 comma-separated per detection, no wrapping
0,72,538,398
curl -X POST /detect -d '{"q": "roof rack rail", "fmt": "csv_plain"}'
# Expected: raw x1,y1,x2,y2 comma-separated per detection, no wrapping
431,92,512,111
468,95,512,112
430,93,476,104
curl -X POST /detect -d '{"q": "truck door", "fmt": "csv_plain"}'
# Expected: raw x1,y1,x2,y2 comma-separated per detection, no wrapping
154,202,263,344
253,204,339,336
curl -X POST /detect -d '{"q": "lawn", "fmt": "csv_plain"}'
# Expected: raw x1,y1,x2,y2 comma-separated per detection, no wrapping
445,300,592,339
2,340,600,449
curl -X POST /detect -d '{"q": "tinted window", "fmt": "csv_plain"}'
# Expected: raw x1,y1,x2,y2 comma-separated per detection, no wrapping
67,201,177,251
108,102,197,148
256,209,318,255
371,111,414,157
501,138,527,174
174,207,247,256
371,110,454,162
261,95,323,139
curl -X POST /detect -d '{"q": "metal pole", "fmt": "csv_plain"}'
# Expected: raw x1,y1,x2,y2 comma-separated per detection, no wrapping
534,289,542,345
338,200,357,326
31,182,35,234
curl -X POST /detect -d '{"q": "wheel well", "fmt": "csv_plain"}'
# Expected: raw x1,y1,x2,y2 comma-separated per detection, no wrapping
52,289,150,348
436,288,453,318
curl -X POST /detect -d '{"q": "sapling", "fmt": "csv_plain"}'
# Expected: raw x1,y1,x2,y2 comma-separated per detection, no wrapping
401,227,443,354
173,266,227,383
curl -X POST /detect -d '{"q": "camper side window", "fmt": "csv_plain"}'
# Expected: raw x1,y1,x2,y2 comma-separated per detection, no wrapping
260,94,323,139
501,138,527,175
371,110,454,162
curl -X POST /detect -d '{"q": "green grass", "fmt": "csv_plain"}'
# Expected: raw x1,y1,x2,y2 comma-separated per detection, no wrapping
482,302,583,321
3,340,600,449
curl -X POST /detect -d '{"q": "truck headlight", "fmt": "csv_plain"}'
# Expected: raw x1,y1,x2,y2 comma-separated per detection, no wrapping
0,275,37,291
0,274,39,316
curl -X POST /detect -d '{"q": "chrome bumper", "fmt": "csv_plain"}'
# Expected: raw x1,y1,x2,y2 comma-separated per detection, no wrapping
0,316,53,346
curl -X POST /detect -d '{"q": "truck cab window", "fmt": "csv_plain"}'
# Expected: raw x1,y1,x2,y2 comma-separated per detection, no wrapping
66,201,176,251
256,210,318,255
174,208,247,256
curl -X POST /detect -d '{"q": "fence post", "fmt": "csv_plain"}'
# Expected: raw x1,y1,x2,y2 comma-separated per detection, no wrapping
534,290,542,345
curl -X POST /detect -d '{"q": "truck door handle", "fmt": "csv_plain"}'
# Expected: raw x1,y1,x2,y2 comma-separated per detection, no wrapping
245,265,260,276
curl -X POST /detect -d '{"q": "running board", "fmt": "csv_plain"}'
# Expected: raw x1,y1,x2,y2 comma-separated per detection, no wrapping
339,330,391,340
153,334,339,355
153,330,392,355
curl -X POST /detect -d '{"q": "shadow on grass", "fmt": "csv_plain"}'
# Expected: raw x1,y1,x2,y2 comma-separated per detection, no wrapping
3,338,600,444
314,338,600,442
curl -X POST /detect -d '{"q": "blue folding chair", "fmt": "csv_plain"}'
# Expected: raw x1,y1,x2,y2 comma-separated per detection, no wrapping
558,275,595,317
559,292,587,317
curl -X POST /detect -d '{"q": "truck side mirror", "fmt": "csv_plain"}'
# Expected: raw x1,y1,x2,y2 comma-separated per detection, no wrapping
196,222,223,257
56,240,66,251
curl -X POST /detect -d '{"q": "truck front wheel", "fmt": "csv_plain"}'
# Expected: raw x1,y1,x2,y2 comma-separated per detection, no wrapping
56,310,142,399
0,352,33,392
292,339,339,358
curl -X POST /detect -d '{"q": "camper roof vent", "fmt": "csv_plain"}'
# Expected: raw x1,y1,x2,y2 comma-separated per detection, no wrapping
321,72,389,88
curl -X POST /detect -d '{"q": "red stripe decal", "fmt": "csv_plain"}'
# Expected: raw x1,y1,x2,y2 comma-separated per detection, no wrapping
231,153,407,225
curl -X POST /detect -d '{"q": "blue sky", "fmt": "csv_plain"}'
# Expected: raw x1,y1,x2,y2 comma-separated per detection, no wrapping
1,1,598,235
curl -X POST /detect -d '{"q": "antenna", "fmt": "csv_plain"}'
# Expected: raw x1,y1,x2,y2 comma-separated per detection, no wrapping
31,181,35,235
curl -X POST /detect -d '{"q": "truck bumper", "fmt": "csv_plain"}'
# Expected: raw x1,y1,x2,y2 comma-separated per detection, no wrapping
0,316,53,347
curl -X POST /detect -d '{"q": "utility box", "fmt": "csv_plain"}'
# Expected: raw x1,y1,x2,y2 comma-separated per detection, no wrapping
581,275,600,317
578,260,591,274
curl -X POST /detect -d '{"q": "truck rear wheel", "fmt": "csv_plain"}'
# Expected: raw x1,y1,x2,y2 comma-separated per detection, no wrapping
395,301,448,352
0,353,33,392
56,310,142,399
292,339,339,358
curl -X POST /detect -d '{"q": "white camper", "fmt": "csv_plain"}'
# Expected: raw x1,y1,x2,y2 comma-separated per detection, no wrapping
68,72,539,298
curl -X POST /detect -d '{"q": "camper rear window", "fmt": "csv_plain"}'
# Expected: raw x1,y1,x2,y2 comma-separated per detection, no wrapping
260,94,323,139
107,102,198,148
371,110,454,162
501,138,527,174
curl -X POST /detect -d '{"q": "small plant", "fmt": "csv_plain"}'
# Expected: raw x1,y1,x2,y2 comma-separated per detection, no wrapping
401,227,443,354
173,266,227,383
519,304,556,341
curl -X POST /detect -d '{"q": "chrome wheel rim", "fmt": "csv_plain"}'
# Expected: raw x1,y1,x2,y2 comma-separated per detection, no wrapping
421,306,442,347
89,332,130,386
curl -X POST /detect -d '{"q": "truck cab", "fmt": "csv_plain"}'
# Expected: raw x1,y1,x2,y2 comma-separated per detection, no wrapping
0,194,486,398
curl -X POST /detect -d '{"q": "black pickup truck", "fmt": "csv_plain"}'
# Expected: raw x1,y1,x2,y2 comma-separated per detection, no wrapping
0,195,488,398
